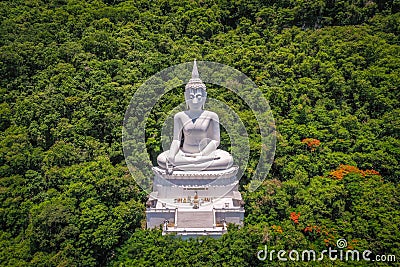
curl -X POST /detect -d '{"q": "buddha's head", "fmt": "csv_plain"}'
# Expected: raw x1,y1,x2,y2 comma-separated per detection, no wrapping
185,60,207,110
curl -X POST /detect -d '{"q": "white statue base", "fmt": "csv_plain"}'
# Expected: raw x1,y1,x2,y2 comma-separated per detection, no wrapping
146,166,245,237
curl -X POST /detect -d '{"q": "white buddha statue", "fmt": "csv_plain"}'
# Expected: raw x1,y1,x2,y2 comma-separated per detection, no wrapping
157,60,233,172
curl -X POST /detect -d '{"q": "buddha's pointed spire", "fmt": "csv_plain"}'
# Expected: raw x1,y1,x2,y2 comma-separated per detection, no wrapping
185,59,206,91
192,59,199,79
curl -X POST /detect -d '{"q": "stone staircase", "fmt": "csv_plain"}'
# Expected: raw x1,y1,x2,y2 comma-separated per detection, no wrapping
176,211,214,228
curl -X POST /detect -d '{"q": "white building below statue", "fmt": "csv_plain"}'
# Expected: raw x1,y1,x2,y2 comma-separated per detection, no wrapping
146,166,245,237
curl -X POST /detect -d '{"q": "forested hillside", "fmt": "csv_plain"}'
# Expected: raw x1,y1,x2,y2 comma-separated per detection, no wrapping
1,0,399,266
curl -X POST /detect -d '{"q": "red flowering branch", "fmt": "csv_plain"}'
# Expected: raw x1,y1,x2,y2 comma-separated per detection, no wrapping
290,212,300,224
301,138,321,152
329,164,380,180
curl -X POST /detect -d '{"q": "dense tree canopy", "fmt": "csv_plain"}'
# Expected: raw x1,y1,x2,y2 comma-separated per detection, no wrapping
0,0,399,266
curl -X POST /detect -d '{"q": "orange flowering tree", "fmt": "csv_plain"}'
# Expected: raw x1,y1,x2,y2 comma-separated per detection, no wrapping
329,164,380,180
301,138,321,151
290,212,300,224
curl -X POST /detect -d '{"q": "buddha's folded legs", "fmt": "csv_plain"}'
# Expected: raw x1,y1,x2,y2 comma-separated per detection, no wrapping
157,149,233,171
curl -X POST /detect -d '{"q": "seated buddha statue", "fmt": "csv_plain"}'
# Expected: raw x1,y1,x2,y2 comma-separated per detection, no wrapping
157,60,233,173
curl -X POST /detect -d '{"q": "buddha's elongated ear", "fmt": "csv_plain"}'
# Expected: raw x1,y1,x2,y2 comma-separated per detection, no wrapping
184,91,190,109
202,91,207,109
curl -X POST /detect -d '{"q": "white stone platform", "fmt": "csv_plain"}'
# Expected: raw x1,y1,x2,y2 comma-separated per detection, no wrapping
152,166,239,179
146,166,244,236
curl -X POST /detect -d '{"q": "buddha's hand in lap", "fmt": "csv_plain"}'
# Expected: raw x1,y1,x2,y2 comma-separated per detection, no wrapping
184,153,220,160
184,153,200,158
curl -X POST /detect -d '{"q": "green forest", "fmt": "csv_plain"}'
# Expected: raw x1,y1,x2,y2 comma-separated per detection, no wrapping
1,0,399,266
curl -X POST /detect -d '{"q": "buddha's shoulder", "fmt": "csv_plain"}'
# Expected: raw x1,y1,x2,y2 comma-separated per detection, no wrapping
204,110,219,119
174,111,187,118
173,112,190,122
174,110,219,120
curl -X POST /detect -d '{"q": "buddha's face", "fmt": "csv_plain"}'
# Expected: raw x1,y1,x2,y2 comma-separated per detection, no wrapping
185,87,206,110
